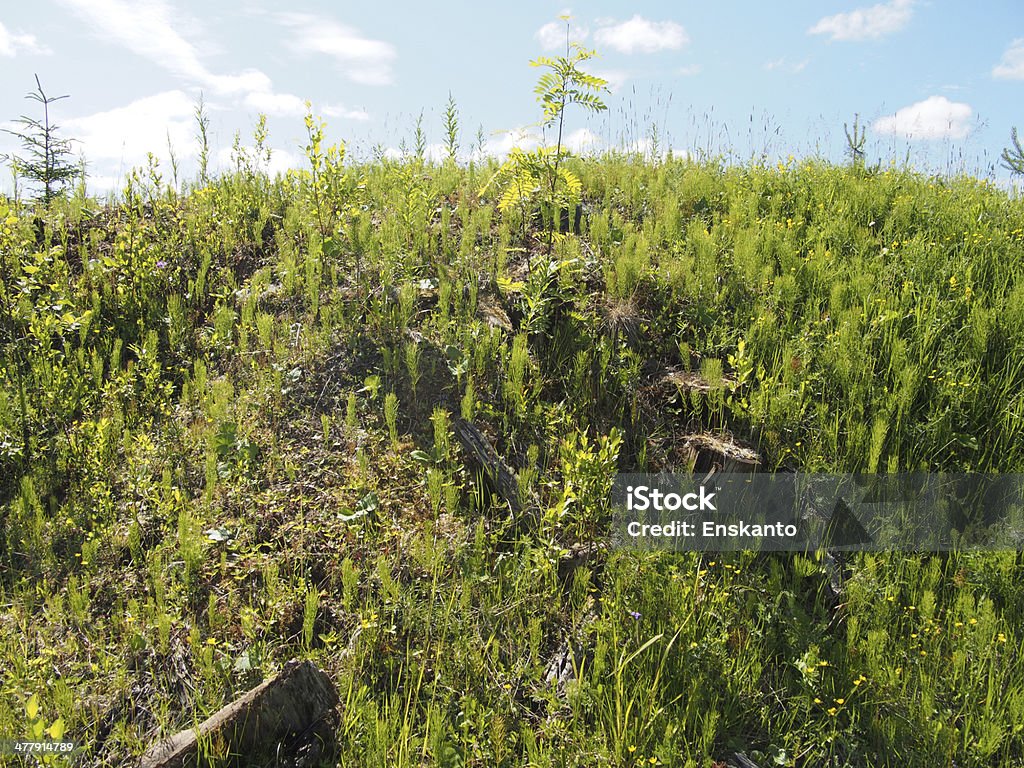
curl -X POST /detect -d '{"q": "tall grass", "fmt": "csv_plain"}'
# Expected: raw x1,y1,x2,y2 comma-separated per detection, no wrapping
0,113,1022,766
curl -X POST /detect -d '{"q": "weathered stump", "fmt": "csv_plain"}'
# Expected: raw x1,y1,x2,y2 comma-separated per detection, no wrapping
139,659,338,768
678,433,761,474
454,418,540,534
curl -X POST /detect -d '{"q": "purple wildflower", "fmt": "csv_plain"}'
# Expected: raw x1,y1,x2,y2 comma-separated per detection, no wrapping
628,610,641,621
156,260,167,269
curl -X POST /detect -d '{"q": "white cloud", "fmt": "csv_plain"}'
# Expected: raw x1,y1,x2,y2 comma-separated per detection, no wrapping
594,15,688,54
425,143,449,163
242,90,306,117
764,57,809,73
993,39,1024,80
808,0,914,41
56,0,209,82
86,174,126,196
626,138,688,161
473,128,542,160
592,68,628,93
0,20,50,56
215,147,236,169
564,128,601,153
535,18,589,50
468,127,604,161
203,70,274,97
323,103,371,121
216,146,300,176
536,21,564,50
277,13,396,85
64,90,198,167
471,127,604,161
266,148,301,176
379,144,453,163
55,0,301,116
872,96,973,140
377,144,448,162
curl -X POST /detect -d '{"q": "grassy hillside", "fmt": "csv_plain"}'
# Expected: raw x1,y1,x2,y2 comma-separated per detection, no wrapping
1,142,1024,766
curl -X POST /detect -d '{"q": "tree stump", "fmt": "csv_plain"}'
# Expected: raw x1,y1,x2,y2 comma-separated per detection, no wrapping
677,433,761,474
454,418,540,534
139,659,338,768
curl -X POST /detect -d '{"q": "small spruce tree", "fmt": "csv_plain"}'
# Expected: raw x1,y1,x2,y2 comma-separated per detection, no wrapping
1,74,79,204
844,113,867,168
1000,127,1024,176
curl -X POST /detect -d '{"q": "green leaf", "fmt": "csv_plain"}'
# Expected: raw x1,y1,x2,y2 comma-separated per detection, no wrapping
355,491,379,514
338,493,378,523
26,693,39,721
213,421,239,458
496,276,525,294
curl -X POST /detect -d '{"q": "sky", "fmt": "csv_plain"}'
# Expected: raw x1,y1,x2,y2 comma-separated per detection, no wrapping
1,1,1022,195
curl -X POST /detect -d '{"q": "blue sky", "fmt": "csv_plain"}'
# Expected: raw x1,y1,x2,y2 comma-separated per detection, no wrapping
1,1,1022,194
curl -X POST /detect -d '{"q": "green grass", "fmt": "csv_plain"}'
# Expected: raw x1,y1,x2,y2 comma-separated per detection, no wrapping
1,132,1023,767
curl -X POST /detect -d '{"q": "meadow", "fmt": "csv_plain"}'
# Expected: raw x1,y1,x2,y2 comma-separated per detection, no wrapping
1,96,1024,766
